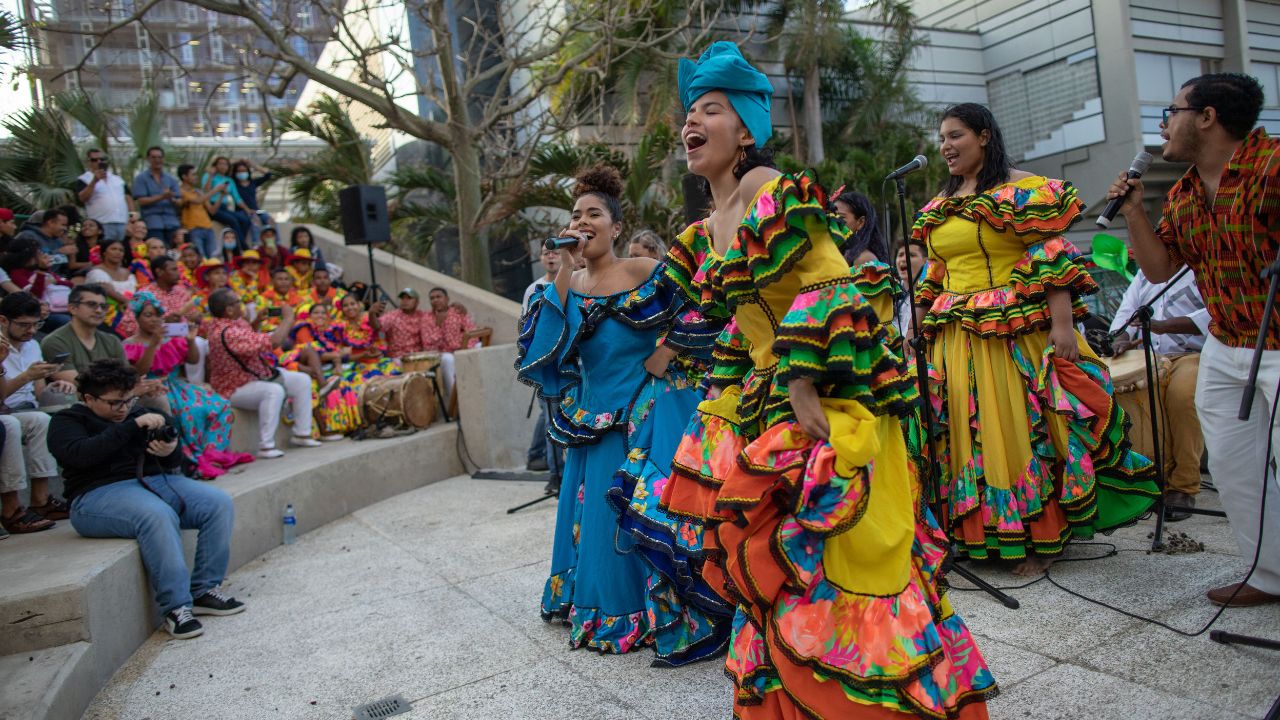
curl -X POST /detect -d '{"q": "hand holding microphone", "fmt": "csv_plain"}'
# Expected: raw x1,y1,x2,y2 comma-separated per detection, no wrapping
1098,152,1153,228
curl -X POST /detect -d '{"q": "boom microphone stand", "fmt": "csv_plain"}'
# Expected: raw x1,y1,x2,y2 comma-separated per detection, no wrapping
1106,267,1225,553
891,177,1019,609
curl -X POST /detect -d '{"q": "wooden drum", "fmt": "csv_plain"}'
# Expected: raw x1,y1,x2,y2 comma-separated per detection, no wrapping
361,373,436,429
401,351,441,376
1105,351,1171,462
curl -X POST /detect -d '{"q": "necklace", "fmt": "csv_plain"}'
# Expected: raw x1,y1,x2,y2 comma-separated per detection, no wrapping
581,258,622,296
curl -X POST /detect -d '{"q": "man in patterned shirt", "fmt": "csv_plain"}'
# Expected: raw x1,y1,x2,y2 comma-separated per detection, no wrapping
1108,72,1280,608
371,288,431,359
421,287,478,401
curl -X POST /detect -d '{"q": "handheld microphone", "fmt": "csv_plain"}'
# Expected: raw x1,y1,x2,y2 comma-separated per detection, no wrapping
1096,151,1153,228
544,237,580,250
884,155,928,181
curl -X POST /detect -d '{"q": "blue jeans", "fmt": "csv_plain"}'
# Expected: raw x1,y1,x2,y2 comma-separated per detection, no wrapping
538,400,563,478
144,223,181,244
70,474,235,615
100,222,126,242
188,227,217,259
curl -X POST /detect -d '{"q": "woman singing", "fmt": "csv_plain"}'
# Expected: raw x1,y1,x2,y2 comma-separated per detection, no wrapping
652,42,995,719
913,103,1158,575
516,166,725,662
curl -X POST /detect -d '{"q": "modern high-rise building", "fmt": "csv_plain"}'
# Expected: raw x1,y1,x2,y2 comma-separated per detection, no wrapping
19,0,329,141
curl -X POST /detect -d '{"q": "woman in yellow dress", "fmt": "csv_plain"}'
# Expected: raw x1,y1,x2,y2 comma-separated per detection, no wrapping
913,103,1158,576
647,42,996,720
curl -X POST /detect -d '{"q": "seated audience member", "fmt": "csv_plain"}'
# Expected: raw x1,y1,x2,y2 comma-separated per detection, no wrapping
371,288,430,359
258,227,284,271
130,237,169,287
204,288,322,458
178,243,202,288
192,258,230,318
229,250,268,306
15,208,74,274
67,217,104,276
1109,269,1209,521
124,292,238,479
1,238,73,332
626,229,666,260
177,163,219,259
336,293,384,363
0,207,17,251
231,159,273,245
218,228,239,262
86,238,138,337
140,255,207,384
0,292,73,532
421,286,479,399
202,157,254,251
50,359,244,639
285,248,315,291
309,267,345,320
289,226,327,271
257,268,304,332
286,302,383,437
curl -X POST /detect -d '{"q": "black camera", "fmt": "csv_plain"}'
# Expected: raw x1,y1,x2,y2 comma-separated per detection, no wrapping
147,425,179,444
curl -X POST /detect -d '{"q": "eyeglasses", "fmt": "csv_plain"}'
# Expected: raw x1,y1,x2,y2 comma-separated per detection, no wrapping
1162,105,1205,124
8,319,44,331
73,300,109,311
89,395,137,410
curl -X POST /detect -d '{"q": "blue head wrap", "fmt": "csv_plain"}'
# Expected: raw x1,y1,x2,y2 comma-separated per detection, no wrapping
129,290,163,317
679,42,773,149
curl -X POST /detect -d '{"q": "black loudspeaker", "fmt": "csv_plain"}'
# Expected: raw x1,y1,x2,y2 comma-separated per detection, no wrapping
338,185,390,245
681,173,711,226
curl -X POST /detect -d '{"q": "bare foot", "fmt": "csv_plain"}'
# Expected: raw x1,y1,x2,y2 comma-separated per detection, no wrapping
1012,556,1054,577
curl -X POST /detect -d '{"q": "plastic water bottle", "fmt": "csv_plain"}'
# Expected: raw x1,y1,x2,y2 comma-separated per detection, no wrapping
282,504,297,545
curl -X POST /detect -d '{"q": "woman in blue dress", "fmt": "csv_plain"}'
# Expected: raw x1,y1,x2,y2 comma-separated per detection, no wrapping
516,166,730,663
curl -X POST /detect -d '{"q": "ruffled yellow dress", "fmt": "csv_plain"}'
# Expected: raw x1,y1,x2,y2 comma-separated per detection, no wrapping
912,176,1158,561
659,171,997,720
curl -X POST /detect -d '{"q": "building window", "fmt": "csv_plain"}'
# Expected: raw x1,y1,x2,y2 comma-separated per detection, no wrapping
987,51,1104,161
1135,52,1205,145
210,34,224,64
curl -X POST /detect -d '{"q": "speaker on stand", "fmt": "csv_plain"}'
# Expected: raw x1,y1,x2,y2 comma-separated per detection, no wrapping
338,184,393,305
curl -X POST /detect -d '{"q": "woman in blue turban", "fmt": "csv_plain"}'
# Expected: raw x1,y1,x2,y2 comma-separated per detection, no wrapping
625,41,998,719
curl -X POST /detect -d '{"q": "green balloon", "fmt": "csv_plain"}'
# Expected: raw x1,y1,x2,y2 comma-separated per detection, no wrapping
1091,233,1134,280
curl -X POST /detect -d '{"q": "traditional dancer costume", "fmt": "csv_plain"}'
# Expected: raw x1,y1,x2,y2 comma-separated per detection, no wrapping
518,258,727,659
912,177,1159,561
654,42,997,719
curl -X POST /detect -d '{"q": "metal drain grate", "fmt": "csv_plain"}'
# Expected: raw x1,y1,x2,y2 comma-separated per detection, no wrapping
352,694,411,720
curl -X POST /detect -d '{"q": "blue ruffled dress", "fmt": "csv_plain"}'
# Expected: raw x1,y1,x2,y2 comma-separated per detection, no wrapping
516,264,731,663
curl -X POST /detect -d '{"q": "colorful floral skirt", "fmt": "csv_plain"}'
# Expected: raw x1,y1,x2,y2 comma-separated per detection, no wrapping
663,393,996,719
164,375,233,465
926,324,1159,560
315,358,401,436
606,378,732,666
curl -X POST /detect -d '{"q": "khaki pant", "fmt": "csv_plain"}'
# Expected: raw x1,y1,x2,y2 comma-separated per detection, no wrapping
1116,353,1203,495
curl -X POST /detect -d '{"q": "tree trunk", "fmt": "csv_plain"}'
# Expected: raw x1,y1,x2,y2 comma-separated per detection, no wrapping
804,62,824,165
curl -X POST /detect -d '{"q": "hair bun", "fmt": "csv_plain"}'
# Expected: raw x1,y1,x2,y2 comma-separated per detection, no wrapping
573,164,624,200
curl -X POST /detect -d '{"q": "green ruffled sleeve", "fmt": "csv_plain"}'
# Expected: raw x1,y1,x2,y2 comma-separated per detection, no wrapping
708,319,752,387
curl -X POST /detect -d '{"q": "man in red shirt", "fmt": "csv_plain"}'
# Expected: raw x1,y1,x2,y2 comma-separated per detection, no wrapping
419,287,478,400
1108,72,1280,608
203,288,326,458
372,288,432,359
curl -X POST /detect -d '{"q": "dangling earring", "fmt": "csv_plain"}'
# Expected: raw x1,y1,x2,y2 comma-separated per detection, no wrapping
737,145,748,167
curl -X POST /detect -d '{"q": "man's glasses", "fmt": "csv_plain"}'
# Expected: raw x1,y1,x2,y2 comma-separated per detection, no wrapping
73,300,109,311
89,395,137,410
9,319,44,331
1162,105,1205,124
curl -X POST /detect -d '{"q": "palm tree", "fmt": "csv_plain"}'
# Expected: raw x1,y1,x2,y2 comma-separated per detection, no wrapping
766,0,849,165
267,95,375,228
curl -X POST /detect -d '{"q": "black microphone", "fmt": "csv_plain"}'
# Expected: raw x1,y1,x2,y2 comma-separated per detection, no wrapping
543,237,580,250
884,155,928,181
1096,151,1153,229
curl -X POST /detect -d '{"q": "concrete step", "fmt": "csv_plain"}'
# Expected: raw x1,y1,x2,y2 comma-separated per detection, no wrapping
0,424,462,720
0,643,94,720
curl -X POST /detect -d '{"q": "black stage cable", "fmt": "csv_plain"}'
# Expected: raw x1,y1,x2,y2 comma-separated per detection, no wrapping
1037,374,1280,638
455,418,481,475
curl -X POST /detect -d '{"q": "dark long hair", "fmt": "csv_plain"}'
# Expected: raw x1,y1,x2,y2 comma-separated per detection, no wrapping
833,190,887,263
939,103,1012,197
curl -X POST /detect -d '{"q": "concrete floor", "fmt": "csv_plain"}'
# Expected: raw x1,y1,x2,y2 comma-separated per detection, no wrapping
85,475,1280,720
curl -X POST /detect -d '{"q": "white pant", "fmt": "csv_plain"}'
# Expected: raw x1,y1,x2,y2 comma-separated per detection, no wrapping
437,352,456,401
1197,336,1280,594
227,369,313,448
185,336,209,385
0,412,58,493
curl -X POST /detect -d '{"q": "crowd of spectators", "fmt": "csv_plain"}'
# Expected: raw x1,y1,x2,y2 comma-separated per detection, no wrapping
0,146,487,550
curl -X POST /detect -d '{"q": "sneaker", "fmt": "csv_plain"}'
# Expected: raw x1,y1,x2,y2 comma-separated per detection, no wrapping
258,446,285,459
290,436,322,448
543,476,561,496
0,525,9,540
164,607,204,639
527,457,549,472
192,586,247,616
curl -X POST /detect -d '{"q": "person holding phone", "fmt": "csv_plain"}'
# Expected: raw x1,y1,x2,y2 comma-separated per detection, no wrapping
76,148,135,242
0,292,75,533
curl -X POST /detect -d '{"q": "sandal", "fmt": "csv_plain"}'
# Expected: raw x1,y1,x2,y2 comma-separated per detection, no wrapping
29,497,70,521
2,507,55,533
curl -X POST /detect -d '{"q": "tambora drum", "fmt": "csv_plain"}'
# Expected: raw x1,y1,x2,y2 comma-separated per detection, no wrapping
361,373,436,429
1104,351,1171,394
401,351,441,376
1105,350,1172,463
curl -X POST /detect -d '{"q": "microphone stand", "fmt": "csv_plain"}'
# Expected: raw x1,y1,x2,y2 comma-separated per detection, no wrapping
1210,257,1280,720
1107,267,1226,553
892,176,1019,609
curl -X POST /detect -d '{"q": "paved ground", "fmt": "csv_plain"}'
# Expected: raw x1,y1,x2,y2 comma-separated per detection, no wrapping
85,475,1280,720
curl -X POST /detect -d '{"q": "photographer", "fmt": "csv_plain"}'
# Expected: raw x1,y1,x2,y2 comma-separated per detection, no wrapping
50,359,244,640
75,148,134,242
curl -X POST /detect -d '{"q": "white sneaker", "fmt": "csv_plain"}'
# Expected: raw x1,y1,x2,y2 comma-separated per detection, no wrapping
290,436,322,448
258,447,285,459
319,434,345,442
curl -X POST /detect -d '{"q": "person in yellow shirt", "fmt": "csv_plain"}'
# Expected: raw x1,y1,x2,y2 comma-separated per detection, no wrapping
285,248,315,291
176,164,218,260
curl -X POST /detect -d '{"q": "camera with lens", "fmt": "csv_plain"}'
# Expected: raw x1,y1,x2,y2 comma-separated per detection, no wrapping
147,424,179,444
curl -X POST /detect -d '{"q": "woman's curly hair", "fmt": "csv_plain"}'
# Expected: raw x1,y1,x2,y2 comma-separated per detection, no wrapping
572,164,625,222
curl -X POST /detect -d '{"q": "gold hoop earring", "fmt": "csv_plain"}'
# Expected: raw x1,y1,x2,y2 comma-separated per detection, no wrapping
737,145,748,166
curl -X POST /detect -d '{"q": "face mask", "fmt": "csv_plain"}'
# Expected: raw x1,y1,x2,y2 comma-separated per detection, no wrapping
235,172,249,181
